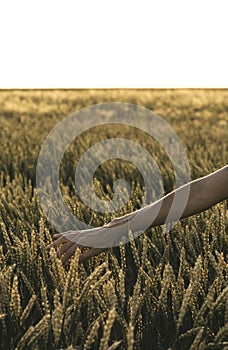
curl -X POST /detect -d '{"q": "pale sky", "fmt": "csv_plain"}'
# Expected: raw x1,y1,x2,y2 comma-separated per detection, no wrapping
0,0,227,88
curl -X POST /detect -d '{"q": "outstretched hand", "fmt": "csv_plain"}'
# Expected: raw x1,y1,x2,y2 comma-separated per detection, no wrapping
45,215,129,264
46,231,105,264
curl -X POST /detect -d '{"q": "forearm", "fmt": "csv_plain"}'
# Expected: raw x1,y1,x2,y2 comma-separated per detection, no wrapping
107,180,203,232
108,165,228,232
76,166,227,248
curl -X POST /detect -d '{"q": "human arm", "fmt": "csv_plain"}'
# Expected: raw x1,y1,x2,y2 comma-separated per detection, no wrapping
46,165,228,263
108,164,228,229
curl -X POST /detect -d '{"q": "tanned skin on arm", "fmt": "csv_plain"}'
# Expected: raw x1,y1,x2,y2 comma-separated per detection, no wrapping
153,164,228,226
47,166,228,263
109,165,228,229
80,166,228,261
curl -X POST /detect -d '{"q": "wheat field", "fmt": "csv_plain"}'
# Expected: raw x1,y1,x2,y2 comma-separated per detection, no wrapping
0,89,227,350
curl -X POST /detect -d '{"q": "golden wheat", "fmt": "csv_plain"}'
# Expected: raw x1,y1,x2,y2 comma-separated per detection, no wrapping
0,89,227,350
99,307,116,350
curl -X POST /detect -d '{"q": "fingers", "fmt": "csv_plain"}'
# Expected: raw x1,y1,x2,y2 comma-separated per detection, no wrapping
46,235,69,250
79,248,105,262
56,241,74,259
53,234,61,238
61,243,78,264
46,230,81,250
46,233,106,265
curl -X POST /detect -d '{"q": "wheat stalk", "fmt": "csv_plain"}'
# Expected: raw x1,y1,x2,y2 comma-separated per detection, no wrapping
10,274,21,320
84,317,101,350
177,281,194,333
20,294,36,325
99,308,116,350
127,322,134,350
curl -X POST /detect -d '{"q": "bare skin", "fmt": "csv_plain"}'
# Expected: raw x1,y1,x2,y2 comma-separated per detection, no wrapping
46,165,228,264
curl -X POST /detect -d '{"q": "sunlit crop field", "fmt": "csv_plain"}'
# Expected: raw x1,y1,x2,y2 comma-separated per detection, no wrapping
0,89,227,350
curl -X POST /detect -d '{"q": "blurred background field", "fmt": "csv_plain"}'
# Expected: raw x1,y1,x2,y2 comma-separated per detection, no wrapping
0,89,227,350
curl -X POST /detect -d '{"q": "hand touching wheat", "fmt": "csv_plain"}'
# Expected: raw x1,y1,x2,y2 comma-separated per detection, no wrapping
46,231,105,264
46,165,228,264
